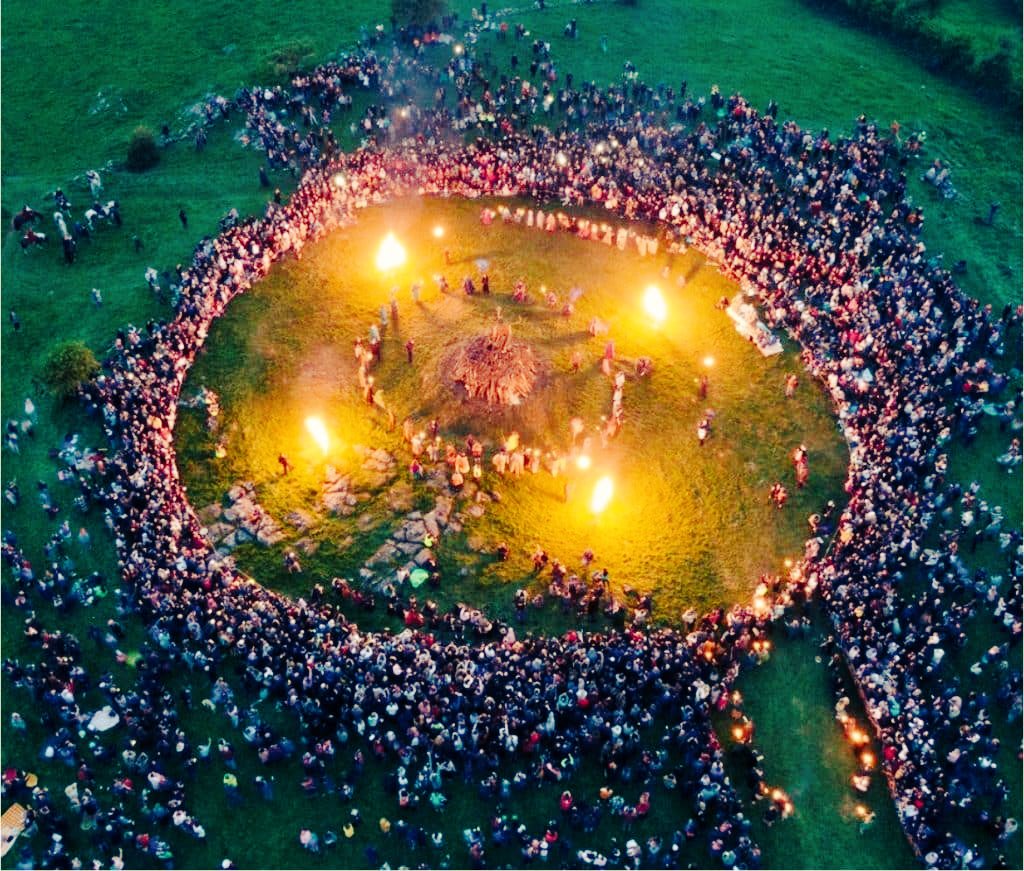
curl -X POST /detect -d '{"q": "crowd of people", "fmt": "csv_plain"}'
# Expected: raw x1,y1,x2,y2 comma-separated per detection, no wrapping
3,7,1021,869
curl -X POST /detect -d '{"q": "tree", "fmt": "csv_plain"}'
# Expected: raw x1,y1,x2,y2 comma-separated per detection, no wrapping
126,126,160,172
391,0,447,28
42,341,100,401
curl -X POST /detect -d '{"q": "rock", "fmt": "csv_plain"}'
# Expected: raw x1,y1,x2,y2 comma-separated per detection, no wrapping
368,471,396,489
386,483,415,513
434,495,453,522
323,465,350,492
403,519,427,541
227,484,247,502
396,541,421,557
295,537,320,556
414,548,435,567
285,510,317,532
448,521,462,534
467,503,485,518
255,526,285,547
467,535,487,552
357,513,380,532
423,513,441,539
407,511,423,521
220,530,241,550
205,522,233,543
358,567,375,581
197,503,222,525
367,542,400,567
345,493,358,506
322,491,350,514
372,448,394,465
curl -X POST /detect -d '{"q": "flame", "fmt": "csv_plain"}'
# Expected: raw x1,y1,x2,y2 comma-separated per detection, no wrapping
643,285,667,324
305,417,329,455
590,476,614,514
376,232,407,272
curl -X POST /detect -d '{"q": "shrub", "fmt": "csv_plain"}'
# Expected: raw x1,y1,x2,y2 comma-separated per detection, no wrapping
391,0,447,28
126,126,160,172
261,40,315,82
42,341,100,401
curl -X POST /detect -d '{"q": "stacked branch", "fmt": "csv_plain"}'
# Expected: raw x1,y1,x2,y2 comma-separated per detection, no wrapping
445,331,540,406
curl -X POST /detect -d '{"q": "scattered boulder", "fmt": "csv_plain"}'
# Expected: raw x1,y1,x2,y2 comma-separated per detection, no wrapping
357,513,380,532
386,482,415,513
205,522,233,543
197,503,222,525
285,509,317,532
294,537,320,556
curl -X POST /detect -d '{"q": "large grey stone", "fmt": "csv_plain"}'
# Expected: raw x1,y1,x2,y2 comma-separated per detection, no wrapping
403,519,426,541
255,526,285,547
285,509,317,532
205,522,233,543
197,503,222,525
357,513,380,532
386,483,414,513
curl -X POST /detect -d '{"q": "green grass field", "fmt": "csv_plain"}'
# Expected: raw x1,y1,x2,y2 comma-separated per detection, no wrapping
2,0,1020,868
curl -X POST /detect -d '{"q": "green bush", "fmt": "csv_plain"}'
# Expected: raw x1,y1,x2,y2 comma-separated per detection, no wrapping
801,0,1019,106
261,40,315,82
126,126,160,172
391,0,447,28
42,341,100,401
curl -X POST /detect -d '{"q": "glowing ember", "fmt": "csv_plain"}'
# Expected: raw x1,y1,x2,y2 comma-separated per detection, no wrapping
305,417,329,455
433,225,445,239
332,173,346,188
376,232,407,272
703,355,715,367
575,454,592,471
590,476,614,514
643,285,667,324
555,151,568,167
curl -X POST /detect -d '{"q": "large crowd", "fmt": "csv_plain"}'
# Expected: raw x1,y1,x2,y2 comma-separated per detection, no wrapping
3,8,1021,870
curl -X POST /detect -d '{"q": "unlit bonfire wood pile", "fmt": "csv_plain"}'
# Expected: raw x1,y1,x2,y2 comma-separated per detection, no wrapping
446,328,540,406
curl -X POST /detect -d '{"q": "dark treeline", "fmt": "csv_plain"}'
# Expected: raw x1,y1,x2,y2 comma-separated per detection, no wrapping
800,0,1022,112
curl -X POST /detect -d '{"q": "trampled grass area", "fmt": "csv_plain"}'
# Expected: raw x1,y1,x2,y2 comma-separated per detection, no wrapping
176,197,848,626
1,0,1021,868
